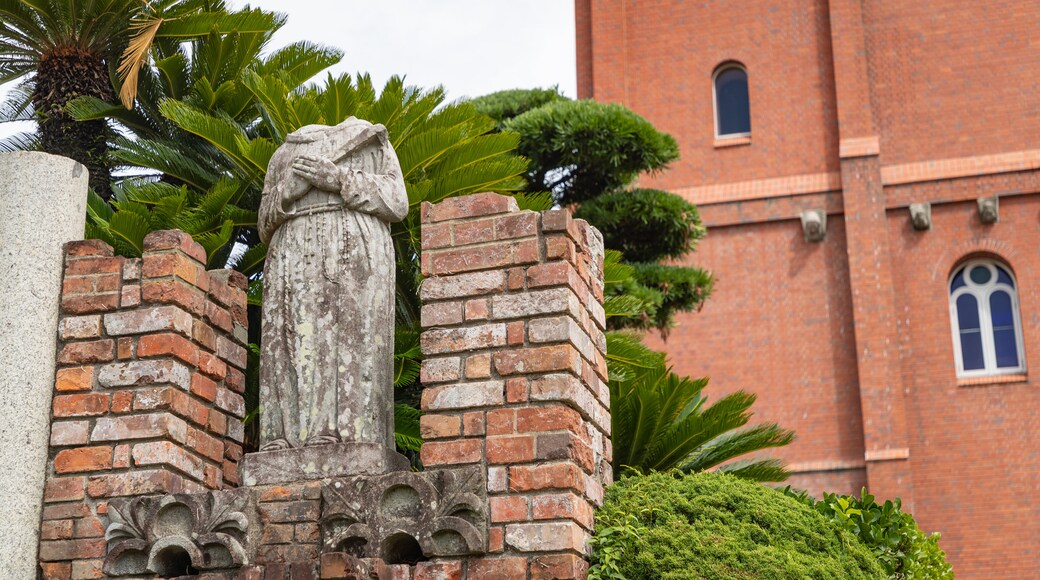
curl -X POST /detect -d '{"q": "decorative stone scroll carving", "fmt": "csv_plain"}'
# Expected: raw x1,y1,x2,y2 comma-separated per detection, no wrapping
321,466,488,565
800,209,827,242
909,202,932,231
977,196,999,224
103,490,250,577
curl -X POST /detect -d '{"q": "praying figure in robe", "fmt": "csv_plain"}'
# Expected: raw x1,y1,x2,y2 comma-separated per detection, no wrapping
257,118,408,451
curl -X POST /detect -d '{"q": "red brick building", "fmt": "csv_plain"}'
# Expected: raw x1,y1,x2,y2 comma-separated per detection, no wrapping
576,1,1040,577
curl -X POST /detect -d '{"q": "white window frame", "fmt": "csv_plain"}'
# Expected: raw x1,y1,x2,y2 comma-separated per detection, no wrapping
712,64,751,140
949,259,1026,378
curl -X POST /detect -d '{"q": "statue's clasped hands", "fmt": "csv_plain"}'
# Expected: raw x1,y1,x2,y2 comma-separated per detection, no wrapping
293,155,341,192
292,154,364,209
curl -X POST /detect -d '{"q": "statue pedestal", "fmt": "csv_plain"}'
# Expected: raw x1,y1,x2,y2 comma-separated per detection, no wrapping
239,442,410,486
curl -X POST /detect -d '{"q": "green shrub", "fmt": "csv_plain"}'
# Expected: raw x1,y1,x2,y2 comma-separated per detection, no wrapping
590,472,885,580
574,188,706,263
783,488,954,580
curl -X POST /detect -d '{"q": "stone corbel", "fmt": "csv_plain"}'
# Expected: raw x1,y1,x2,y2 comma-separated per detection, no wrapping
800,210,827,243
103,491,251,577
977,196,999,224
909,203,931,231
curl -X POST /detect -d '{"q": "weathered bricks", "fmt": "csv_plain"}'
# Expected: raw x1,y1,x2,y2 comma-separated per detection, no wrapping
38,230,249,577
417,193,610,577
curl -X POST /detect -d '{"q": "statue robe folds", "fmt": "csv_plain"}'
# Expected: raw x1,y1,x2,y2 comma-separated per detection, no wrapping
257,118,408,452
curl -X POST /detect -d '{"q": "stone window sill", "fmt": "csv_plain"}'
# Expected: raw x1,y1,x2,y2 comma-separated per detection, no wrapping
715,135,751,148
957,373,1028,387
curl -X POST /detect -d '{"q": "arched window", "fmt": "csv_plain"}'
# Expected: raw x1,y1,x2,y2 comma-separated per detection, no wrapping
949,259,1025,377
713,64,751,138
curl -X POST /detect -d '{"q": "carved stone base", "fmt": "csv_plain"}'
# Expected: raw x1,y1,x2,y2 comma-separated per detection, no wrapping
239,442,410,486
101,467,488,576
322,466,487,561
104,490,252,577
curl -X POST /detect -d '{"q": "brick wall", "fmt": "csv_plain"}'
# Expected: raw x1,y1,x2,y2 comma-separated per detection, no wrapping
642,217,868,498
579,0,1040,192
862,0,1040,166
38,231,248,580
418,193,611,579
583,0,841,190
886,196,1040,579
580,1,1040,577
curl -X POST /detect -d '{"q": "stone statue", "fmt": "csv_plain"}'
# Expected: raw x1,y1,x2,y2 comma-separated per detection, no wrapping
256,118,408,454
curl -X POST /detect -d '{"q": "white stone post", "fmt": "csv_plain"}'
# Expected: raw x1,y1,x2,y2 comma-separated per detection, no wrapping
0,152,88,579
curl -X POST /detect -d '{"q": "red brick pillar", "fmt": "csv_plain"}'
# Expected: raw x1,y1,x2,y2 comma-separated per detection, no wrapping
828,0,914,506
38,231,248,580
417,193,611,580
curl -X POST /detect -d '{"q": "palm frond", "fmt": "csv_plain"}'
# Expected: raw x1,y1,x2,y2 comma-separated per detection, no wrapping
106,210,153,257
605,331,664,382
680,420,796,474
394,325,422,390
394,403,423,452
0,78,33,122
229,242,266,277
714,458,791,483
604,295,647,319
513,191,554,212
118,16,163,107
258,41,342,88
192,218,234,265
0,130,39,152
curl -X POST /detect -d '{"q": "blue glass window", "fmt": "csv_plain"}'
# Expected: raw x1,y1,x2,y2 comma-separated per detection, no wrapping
950,260,1024,376
997,266,1014,287
950,267,966,292
990,291,1019,368
956,294,985,371
715,67,751,136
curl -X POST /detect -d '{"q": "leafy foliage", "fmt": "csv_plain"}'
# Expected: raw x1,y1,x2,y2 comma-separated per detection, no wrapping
85,179,254,267
783,487,954,580
469,86,566,129
116,2,282,107
600,247,790,480
574,188,706,263
589,471,886,580
0,0,131,84
608,350,793,481
503,98,679,205
0,0,285,196
629,262,714,332
587,512,644,580
72,13,530,453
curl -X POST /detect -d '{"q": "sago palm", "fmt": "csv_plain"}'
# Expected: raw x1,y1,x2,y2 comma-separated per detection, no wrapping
69,13,336,268
158,72,533,419
0,0,277,196
0,0,129,194
605,332,795,482
85,178,256,268
602,252,795,482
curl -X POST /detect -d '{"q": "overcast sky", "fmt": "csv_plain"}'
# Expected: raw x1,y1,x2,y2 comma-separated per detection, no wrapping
0,0,576,139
